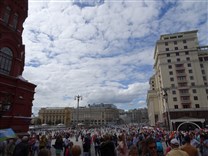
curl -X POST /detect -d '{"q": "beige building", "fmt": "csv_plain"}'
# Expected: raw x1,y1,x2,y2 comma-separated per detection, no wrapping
71,103,120,126
38,107,72,127
38,104,120,127
147,30,208,130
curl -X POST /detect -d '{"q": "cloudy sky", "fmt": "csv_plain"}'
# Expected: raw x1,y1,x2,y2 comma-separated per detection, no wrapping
22,0,208,115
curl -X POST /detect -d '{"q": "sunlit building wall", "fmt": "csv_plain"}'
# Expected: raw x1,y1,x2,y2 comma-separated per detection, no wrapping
38,107,72,127
147,30,208,130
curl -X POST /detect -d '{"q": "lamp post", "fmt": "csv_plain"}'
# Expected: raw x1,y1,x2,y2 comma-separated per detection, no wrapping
162,89,172,131
74,95,82,127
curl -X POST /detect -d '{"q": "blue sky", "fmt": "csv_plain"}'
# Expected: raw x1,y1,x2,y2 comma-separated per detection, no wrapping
22,0,208,115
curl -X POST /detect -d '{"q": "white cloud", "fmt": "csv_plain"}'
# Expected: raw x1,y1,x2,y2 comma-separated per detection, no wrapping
22,0,208,115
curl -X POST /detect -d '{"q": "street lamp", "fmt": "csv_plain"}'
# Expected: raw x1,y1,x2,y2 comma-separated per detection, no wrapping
74,95,82,126
162,89,172,131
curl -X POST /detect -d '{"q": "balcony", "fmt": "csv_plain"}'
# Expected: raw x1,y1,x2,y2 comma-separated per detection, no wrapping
169,107,208,112
178,84,189,89
176,72,186,76
179,92,190,96
175,65,185,70
181,99,191,103
177,79,187,83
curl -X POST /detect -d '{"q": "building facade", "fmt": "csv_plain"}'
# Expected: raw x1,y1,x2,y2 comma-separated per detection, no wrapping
0,0,36,133
38,107,72,127
38,104,120,127
71,103,120,126
147,30,208,130
124,108,148,124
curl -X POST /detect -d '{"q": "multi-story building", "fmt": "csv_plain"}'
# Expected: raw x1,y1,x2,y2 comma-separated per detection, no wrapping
71,103,119,126
0,0,36,133
125,108,148,124
147,30,208,130
38,104,120,127
38,107,72,127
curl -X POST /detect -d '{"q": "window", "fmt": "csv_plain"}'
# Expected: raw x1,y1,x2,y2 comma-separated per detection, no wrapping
167,53,170,57
0,47,13,75
187,63,191,67
177,58,180,62
183,105,189,109
205,57,208,61
192,89,197,93
174,41,177,45
191,82,195,86
202,70,205,74
170,77,174,81
184,46,188,49
178,76,186,81
189,69,193,73
194,96,198,100
172,90,176,94
199,57,203,62
166,48,169,51
183,40,187,43
203,76,207,81
175,47,178,50
200,64,204,68
165,42,168,46
171,84,175,87
173,97,177,101
176,52,179,56
190,76,194,80
12,13,19,30
168,65,172,69
185,51,189,55
180,89,188,94
3,6,11,24
186,57,190,61
167,59,171,63
174,105,178,109
169,71,173,75
206,89,208,94
195,104,200,108
181,96,190,100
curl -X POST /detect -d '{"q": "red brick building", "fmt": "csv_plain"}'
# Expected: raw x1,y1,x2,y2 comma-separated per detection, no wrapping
0,0,36,133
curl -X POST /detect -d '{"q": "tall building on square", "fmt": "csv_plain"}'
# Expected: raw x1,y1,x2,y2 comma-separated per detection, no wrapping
0,0,36,133
147,30,208,130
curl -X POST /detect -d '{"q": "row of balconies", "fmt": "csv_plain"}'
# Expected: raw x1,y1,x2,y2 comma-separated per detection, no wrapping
169,107,208,112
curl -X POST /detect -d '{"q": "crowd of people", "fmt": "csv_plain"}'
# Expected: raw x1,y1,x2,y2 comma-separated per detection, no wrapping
0,124,208,156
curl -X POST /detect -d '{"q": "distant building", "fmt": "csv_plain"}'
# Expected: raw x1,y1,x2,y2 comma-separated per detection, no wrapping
119,108,148,124
71,103,119,126
0,0,36,133
147,30,208,130
38,107,72,127
38,103,120,126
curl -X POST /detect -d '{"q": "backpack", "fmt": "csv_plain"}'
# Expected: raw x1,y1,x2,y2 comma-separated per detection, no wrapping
156,141,163,152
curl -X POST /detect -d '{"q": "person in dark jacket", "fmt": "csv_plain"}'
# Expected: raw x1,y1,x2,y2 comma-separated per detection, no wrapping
100,134,116,156
54,135,63,156
83,134,91,156
13,136,29,156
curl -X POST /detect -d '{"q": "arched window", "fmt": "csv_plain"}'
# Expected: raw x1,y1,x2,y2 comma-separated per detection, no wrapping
0,47,13,75
3,6,11,24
